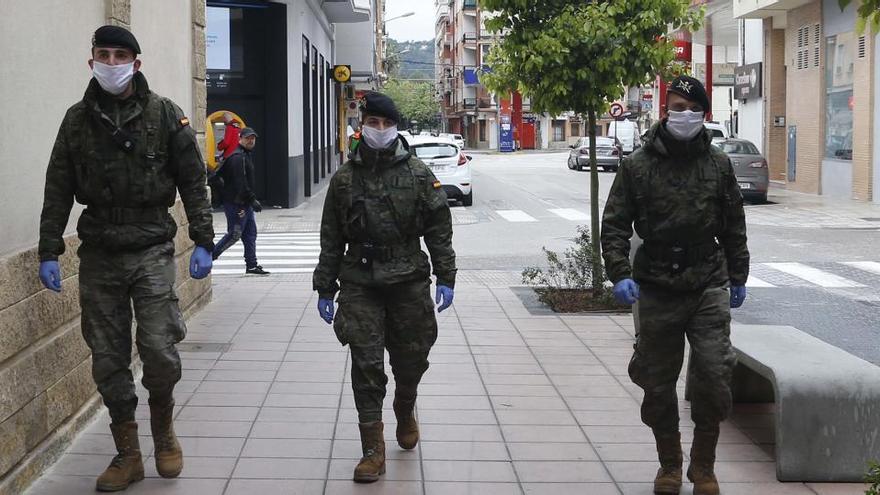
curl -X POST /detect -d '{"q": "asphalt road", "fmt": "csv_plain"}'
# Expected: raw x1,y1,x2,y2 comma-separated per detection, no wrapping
454,151,880,366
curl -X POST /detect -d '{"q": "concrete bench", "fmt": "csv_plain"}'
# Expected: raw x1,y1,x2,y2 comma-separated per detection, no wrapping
727,324,880,482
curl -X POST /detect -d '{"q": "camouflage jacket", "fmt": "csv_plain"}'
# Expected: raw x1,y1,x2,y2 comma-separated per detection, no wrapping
601,122,749,291
312,139,457,298
38,72,214,260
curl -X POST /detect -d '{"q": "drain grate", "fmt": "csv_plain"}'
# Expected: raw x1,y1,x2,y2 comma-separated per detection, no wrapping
177,342,231,353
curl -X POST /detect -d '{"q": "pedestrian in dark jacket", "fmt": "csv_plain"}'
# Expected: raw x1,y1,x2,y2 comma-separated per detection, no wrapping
212,127,269,275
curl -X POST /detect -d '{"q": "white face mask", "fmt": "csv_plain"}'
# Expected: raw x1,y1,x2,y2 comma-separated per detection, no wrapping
92,61,135,95
666,110,705,141
361,125,399,150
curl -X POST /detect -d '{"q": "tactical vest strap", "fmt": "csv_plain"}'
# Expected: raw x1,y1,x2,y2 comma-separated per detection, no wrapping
86,206,169,225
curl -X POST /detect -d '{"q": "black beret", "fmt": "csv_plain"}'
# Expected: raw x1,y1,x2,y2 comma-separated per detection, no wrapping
93,25,141,55
361,92,401,125
667,75,710,112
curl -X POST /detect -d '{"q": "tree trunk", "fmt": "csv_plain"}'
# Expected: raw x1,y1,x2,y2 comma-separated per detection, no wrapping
588,109,602,292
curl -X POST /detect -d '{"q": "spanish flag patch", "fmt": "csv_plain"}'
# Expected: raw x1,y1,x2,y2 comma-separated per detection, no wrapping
432,180,442,189
179,117,190,127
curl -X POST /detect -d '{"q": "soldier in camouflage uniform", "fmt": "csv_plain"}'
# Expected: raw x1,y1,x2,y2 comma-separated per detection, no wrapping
601,76,749,495
37,26,214,492
313,92,456,483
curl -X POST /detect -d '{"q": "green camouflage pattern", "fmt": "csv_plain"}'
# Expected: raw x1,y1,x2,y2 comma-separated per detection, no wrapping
38,72,214,260
628,286,736,432
312,139,456,298
601,122,749,291
333,279,437,423
79,241,185,419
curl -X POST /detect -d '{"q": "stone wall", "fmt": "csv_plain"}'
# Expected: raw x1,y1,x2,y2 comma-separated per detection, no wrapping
0,1,210,493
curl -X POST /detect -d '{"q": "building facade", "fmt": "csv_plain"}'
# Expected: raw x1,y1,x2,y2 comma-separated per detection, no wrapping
735,0,877,202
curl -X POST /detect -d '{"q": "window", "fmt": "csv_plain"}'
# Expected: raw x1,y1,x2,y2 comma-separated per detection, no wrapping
718,141,760,155
552,120,566,141
479,120,487,141
411,144,459,159
796,24,821,70
570,122,581,137
825,33,854,161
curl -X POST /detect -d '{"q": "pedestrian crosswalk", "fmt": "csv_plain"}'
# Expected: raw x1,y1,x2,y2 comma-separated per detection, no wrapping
748,261,878,289
212,232,320,276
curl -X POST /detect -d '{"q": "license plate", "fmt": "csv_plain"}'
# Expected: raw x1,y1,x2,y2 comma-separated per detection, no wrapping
738,182,752,190
431,165,446,172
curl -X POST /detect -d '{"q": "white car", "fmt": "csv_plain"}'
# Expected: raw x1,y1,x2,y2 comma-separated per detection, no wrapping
404,135,473,206
704,122,730,143
441,133,466,150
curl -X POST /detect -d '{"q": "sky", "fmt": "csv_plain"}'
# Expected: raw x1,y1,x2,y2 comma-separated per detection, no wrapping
384,0,435,42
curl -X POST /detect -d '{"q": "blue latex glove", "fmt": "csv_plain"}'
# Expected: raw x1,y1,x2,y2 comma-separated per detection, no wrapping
39,261,62,293
189,246,213,279
318,298,335,324
730,285,747,308
435,285,454,313
613,278,640,305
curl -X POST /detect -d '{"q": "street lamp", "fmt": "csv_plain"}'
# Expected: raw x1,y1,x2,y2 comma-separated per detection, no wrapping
385,12,415,23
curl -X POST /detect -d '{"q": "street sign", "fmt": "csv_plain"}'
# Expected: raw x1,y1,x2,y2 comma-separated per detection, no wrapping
345,99,359,119
332,65,352,83
609,103,624,118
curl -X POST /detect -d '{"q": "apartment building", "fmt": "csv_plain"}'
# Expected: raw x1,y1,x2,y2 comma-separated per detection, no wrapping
735,0,878,203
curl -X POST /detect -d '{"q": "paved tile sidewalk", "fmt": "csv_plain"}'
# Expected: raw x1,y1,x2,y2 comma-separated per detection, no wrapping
27,276,867,494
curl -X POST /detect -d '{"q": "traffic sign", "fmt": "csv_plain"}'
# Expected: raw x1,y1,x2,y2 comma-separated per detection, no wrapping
610,103,624,118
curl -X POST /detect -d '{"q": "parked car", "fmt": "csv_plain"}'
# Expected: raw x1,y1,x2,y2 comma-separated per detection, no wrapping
704,122,730,143
606,119,640,155
441,133,465,149
404,135,474,206
715,138,769,203
567,136,622,172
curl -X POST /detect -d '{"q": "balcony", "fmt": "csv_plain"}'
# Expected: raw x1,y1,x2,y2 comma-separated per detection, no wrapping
321,0,370,23
733,0,813,18
463,0,477,9
462,32,478,45
477,97,494,109
463,97,477,109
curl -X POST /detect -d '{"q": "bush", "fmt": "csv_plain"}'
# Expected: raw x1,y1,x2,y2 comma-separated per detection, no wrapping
866,460,880,495
522,225,623,312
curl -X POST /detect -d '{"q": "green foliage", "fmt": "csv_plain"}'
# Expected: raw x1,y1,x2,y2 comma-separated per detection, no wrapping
839,0,880,33
387,39,436,79
479,0,703,117
383,79,441,129
866,460,880,495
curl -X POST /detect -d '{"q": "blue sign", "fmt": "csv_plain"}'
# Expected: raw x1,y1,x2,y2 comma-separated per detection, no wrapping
499,122,514,152
463,69,479,85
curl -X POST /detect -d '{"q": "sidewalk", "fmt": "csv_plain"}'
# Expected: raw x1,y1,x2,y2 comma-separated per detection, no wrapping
25,274,867,494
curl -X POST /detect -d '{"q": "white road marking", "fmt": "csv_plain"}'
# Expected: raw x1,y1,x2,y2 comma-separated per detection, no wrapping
549,208,590,221
496,210,538,222
745,276,775,288
213,259,318,266
764,262,865,288
843,261,880,276
212,267,315,275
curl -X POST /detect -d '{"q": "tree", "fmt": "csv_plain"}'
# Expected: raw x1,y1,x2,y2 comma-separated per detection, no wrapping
479,0,702,291
383,79,441,131
839,0,880,32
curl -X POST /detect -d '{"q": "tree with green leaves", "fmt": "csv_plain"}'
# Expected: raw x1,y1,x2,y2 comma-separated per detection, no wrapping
383,79,441,131
839,0,880,32
479,0,702,291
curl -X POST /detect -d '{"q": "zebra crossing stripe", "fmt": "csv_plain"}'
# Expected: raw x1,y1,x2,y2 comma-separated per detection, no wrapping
842,261,880,276
549,208,590,221
211,267,315,275
764,262,865,288
746,276,775,288
214,259,318,266
496,210,538,222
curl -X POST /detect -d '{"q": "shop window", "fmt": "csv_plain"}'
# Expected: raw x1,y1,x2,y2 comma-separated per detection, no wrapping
552,120,566,141
825,33,854,161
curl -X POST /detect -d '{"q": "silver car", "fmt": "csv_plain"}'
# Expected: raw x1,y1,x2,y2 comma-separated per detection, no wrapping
567,136,622,172
716,138,769,203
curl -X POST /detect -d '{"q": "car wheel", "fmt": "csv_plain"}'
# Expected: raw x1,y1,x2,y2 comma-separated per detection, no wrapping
567,156,575,170
461,191,473,207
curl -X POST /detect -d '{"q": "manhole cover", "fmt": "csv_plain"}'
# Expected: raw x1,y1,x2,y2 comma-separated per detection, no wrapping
177,342,231,353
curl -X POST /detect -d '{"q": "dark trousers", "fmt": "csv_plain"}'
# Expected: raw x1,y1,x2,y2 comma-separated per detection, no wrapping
213,202,257,268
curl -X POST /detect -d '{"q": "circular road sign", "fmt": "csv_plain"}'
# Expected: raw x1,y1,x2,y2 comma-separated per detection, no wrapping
333,65,352,83
610,103,624,118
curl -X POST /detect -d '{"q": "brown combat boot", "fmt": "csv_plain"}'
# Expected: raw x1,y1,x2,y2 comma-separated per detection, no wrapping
353,421,386,483
687,429,721,495
652,430,683,494
393,392,419,450
95,422,144,492
149,398,183,478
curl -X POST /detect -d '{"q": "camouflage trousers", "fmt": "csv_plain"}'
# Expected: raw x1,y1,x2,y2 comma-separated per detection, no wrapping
629,285,736,433
78,241,186,423
333,278,438,423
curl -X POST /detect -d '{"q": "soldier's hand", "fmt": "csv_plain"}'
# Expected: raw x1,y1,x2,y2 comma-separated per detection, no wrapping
189,247,213,279
612,278,639,305
435,285,454,312
729,285,747,308
39,261,62,293
318,298,335,324
237,208,246,218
